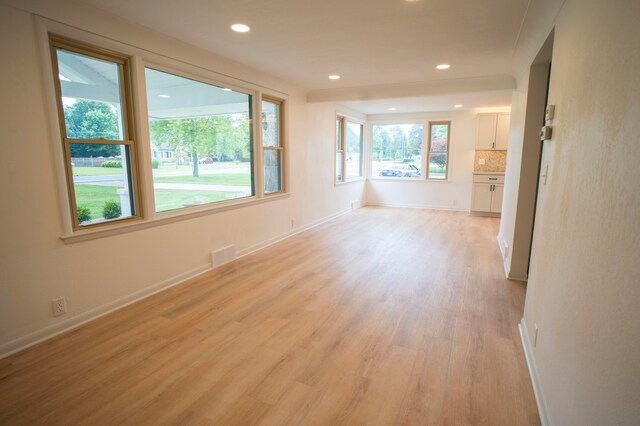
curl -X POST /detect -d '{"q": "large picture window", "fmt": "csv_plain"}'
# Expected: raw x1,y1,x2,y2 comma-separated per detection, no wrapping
335,115,363,183
427,121,451,180
50,37,140,228
371,124,423,178
145,68,254,212
262,97,284,194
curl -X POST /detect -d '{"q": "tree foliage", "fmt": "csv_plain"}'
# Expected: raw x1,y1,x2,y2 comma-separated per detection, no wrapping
372,124,423,161
64,99,121,158
149,115,250,177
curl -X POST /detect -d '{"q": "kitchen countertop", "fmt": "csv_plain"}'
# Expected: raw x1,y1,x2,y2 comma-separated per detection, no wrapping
473,171,505,175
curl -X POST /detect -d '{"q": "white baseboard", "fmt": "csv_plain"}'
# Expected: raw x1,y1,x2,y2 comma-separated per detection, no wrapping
236,207,352,258
366,201,467,212
0,263,211,359
1,208,354,359
497,235,528,282
519,319,551,426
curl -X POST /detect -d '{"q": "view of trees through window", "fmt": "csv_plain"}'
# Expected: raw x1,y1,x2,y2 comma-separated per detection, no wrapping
428,122,450,179
345,122,363,179
372,124,423,177
145,68,254,212
262,99,283,193
55,46,136,226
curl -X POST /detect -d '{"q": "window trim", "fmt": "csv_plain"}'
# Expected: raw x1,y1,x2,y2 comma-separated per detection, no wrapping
261,95,286,195
369,122,425,181
49,34,143,231
335,114,365,184
426,121,451,181
368,119,453,182
40,20,292,242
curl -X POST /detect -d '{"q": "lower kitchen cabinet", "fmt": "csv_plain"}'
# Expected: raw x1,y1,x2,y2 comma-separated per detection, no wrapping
471,173,504,215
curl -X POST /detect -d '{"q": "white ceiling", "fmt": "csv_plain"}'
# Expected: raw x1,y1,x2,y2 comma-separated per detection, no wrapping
77,0,529,92
342,91,513,115
69,0,531,113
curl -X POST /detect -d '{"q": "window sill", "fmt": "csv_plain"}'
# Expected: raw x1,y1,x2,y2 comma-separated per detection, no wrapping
335,177,365,186
60,192,290,244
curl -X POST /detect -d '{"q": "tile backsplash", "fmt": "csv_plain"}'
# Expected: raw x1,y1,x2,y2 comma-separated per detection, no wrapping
474,150,506,172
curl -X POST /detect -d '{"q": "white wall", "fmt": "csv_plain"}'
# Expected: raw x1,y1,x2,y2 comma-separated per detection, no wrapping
365,110,504,211
502,0,640,424
0,2,364,355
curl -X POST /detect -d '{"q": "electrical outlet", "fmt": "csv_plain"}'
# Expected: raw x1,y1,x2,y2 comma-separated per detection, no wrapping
534,323,539,347
291,219,295,229
52,297,67,317
452,199,457,206
478,158,486,165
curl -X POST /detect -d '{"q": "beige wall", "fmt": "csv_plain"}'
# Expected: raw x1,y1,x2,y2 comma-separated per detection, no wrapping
0,2,365,355
502,0,640,424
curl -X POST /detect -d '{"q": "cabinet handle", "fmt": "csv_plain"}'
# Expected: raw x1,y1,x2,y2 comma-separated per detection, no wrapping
489,177,497,180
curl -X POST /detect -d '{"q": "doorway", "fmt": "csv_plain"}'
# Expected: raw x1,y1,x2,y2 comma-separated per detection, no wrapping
508,30,554,280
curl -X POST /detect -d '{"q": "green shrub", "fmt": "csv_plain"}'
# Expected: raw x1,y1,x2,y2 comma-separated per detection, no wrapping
102,200,121,219
151,159,159,169
77,205,91,223
101,160,122,168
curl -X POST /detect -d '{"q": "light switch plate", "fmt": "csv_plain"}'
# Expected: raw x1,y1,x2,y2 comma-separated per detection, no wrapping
540,125,552,141
545,104,555,121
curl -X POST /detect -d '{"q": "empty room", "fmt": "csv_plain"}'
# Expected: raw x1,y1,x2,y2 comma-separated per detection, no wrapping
0,0,638,425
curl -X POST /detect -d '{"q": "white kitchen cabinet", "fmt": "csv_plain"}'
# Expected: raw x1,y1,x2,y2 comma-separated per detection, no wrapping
471,174,504,214
471,183,493,211
476,112,510,150
490,183,504,212
495,112,510,150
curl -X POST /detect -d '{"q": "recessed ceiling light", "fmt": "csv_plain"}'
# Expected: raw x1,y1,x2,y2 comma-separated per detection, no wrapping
231,23,250,33
158,94,171,98
222,88,232,91
328,75,341,80
388,107,397,111
454,104,463,108
436,64,451,70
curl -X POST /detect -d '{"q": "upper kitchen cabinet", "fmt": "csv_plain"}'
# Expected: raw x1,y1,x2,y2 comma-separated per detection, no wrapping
476,112,510,150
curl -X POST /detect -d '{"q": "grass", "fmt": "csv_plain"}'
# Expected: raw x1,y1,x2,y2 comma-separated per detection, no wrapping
72,166,125,177
154,188,242,212
73,162,250,177
75,184,244,217
74,184,120,219
153,173,251,186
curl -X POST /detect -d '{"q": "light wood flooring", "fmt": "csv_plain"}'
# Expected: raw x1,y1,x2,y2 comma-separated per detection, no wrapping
0,207,539,425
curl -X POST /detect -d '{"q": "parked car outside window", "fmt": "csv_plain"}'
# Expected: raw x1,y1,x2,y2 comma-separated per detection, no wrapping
378,163,421,177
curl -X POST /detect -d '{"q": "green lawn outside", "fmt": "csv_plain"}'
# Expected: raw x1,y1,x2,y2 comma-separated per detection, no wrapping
73,166,125,177
74,184,120,219
75,184,243,219
156,162,249,173
72,162,250,177
153,173,251,186
154,188,240,212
